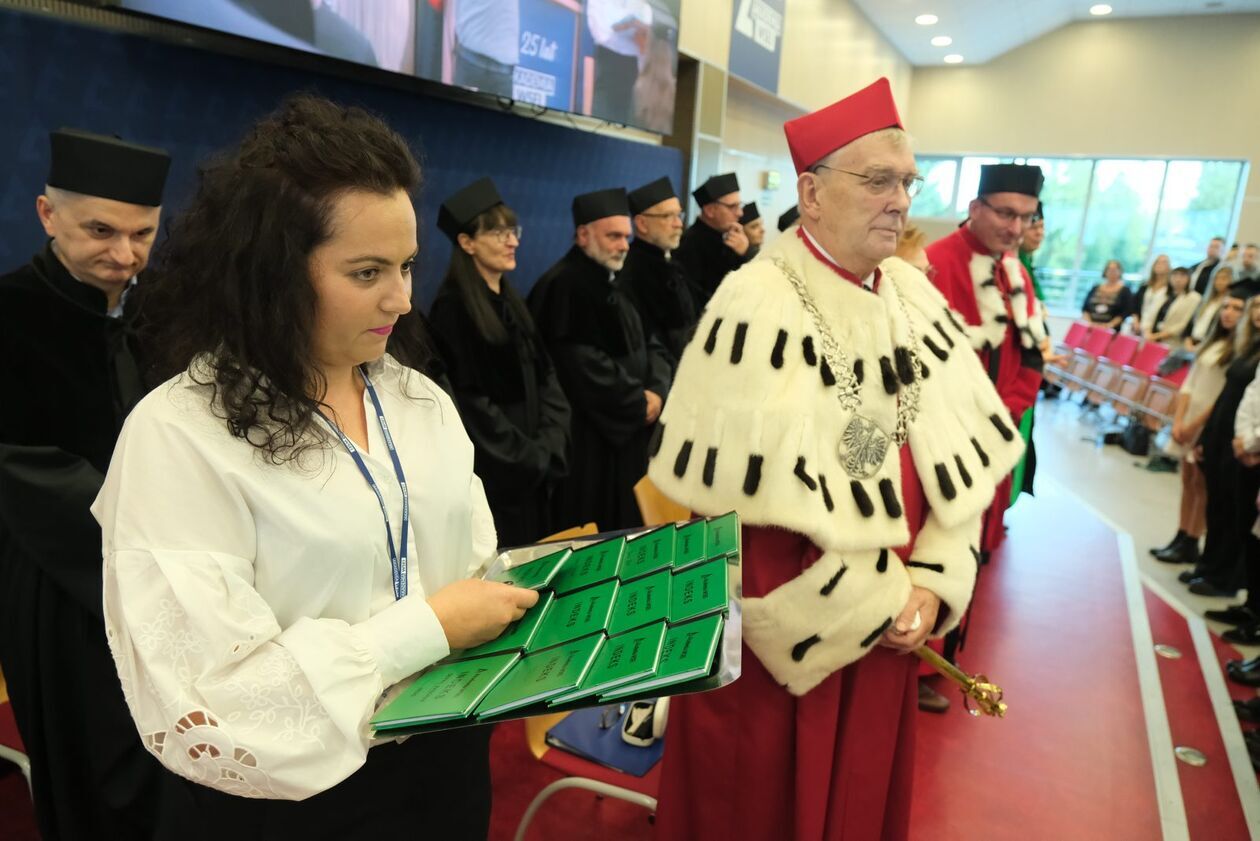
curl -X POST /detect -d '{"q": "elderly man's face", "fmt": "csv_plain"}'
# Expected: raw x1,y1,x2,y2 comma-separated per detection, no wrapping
634,196,684,251
805,131,914,269
968,191,1039,255
578,215,632,271
1244,245,1259,270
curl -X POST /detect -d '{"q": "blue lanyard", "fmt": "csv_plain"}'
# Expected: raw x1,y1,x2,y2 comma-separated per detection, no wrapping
316,366,410,600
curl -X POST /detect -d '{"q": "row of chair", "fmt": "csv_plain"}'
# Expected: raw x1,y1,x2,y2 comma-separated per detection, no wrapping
1045,322,1189,431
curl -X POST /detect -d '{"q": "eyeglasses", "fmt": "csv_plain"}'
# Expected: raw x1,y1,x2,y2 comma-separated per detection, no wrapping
812,165,924,198
483,226,522,243
640,211,685,221
717,199,742,212
977,198,1038,226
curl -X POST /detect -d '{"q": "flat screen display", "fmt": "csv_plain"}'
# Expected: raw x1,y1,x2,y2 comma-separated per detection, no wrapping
117,0,681,133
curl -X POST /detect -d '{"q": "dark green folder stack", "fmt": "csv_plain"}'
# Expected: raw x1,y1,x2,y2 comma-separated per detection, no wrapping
372,512,740,733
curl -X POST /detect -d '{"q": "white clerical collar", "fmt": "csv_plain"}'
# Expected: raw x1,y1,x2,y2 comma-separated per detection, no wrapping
108,276,139,318
800,226,876,290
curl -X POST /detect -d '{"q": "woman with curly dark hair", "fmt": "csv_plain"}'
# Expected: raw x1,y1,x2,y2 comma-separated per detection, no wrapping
92,95,535,835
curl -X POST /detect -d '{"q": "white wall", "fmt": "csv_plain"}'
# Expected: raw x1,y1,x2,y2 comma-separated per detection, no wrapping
907,14,1260,244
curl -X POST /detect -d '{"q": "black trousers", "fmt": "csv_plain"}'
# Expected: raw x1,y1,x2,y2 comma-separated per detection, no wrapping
1196,453,1260,591
185,725,494,841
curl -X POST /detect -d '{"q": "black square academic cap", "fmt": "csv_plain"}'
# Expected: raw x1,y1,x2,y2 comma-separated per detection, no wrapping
740,202,761,225
977,164,1044,198
438,177,504,243
691,172,739,206
777,205,800,232
572,187,630,226
627,176,677,215
47,128,170,207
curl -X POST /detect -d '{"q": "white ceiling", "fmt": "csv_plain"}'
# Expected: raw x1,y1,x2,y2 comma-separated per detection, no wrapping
850,0,1260,66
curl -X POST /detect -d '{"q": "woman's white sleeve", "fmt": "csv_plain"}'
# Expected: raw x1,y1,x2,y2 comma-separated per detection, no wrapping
96,410,449,800
1236,376,1260,452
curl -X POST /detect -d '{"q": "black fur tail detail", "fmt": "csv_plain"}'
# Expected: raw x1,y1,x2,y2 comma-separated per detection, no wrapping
850,480,875,517
792,634,822,662
971,437,990,466
878,478,902,518
819,566,847,596
771,329,787,369
702,447,718,487
860,618,893,648
989,414,1015,441
743,454,764,495
819,474,835,511
674,440,693,477
935,463,957,501
954,454,973,488
894,347,915,385
703,318,722,354
880,356,898,395
794,457,818,491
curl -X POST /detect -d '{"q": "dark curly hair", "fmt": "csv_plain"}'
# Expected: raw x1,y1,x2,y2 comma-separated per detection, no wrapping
140,94,431,463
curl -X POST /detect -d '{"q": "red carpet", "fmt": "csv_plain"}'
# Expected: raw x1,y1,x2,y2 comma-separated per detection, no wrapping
910,487,1163,840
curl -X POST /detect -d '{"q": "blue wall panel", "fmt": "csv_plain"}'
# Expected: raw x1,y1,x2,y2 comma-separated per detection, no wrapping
0,7,682,306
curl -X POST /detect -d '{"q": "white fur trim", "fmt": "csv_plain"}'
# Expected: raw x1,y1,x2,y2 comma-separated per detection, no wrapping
905,511,983,636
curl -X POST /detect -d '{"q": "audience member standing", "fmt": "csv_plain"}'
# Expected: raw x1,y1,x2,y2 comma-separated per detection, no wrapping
1219,372,1260,644
0,129,201,840
617,176,697,374
428,177,571,547
1235,243,1260,290
674,172,750,306
1189,236,1224,296
1081,259,1134,328
1145,266,1201,347
1184,264,1234,351
528,188,672,531
1129,254,1172,335
1183,290,1260,600
1152,289,1245,565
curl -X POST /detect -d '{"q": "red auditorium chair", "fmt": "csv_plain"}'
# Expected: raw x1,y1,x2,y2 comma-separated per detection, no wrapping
1045,321,1091,386
1084,333,1140,406
1061,326,1114,394
0,696,32,798
1111,342,1170,416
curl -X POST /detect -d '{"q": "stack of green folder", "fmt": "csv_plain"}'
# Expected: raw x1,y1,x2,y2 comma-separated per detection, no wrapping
372,512,739,733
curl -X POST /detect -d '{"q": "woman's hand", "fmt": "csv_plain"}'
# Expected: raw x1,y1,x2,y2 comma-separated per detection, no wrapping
880,586,941,653
1233,436,1248,460
428,579,540,650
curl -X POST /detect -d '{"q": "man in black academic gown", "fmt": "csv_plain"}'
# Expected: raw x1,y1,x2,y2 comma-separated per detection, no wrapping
616,176,698,373
672,172,750,307
428,177,571,547
740,201,765,261
528,187,672,532
777,204,800,233
0,129,198,839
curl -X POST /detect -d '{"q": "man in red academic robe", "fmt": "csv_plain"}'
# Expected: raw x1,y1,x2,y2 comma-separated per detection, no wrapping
647,80,1024,841
926,165,1056,558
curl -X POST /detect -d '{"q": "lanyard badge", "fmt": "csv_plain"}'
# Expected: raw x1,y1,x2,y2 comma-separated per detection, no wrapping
317,367,410,600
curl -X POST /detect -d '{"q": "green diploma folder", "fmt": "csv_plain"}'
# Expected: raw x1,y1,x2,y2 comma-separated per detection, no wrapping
548,622,667,705
673,519,707,570
608,570,670,636
601,614,725,700
371,652,520,729
475,635,604,718
445,591,554,661
486,547,570,590
619,526,675,580
551,536,624,594
529,579,619,651
670,557,729,623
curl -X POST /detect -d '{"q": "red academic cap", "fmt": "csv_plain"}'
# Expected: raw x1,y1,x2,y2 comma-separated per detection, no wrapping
783,77,903,174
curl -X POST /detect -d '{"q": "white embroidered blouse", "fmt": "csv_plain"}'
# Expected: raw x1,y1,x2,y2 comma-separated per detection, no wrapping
93,355,497,800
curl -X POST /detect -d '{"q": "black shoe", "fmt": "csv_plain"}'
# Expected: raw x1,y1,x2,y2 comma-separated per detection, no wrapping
1205,605,1257,626
1188,578,1240,598
1228,656,1260,675
1235,697,1260,723
1151,531,1187,558
1228,666,1260,688
1155,534,1201,564
1222,623,1260,645
1179,568,1202,584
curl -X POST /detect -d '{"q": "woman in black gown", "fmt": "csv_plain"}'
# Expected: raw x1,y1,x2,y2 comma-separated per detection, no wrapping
428,178,571,547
